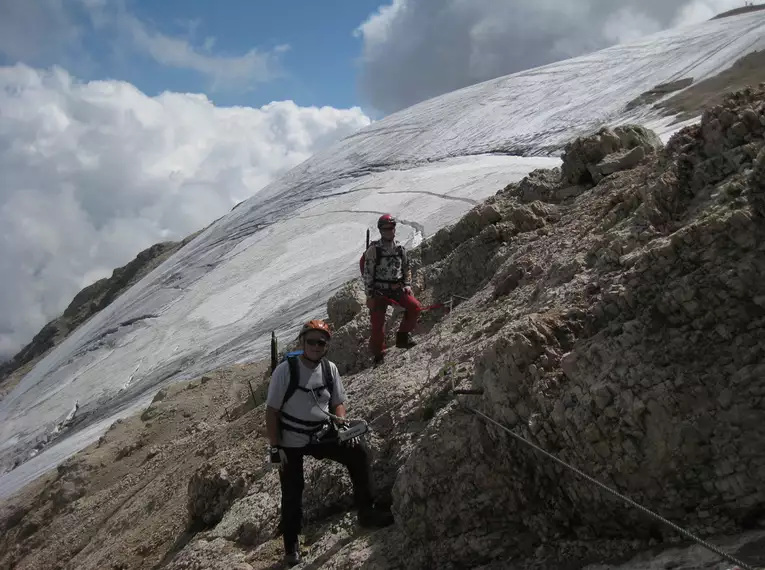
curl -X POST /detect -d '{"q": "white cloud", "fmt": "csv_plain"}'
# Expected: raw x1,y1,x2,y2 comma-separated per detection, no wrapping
0,0,288,92
0,64,371,359
355,0,749,114
119,13,287,90
0,0,81,62
674,0,744,24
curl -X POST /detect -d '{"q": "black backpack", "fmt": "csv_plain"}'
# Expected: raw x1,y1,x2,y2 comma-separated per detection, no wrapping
359,239,406,281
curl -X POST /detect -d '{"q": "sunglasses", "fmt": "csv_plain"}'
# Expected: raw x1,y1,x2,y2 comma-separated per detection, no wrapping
380,226,396,231
305,338,328,347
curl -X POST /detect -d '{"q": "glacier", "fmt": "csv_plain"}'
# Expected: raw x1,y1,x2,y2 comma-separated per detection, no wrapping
2,11,765,500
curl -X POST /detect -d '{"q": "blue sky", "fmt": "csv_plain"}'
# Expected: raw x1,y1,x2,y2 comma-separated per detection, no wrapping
0,0,725,117
0,0,388,113
115,0,386,109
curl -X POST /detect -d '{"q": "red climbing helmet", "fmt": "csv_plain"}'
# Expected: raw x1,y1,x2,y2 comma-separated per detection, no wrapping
299,319,332,340
377,214,397,229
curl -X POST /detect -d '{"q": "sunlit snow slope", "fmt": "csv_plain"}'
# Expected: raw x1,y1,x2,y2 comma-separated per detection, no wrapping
2,12,765,499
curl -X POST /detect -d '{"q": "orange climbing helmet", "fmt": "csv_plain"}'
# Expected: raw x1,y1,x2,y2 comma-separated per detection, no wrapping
299,319,332,340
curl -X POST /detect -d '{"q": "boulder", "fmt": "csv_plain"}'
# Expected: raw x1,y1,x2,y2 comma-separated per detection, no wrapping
208,472,281,546
562,125,662,185
595,146,646,182
327,280,367,329
187,464,250,528
420,204,502,266
511,167,563,202
51,481,85,511
0,505,28,533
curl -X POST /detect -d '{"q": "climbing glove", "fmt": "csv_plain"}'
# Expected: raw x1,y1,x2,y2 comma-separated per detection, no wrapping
270,445,288,468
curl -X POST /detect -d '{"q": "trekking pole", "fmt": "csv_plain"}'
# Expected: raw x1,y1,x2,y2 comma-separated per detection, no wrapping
270,331,278,373
366,229,370,249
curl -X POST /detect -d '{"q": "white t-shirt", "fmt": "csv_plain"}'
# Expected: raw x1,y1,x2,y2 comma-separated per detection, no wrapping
266,357,346,448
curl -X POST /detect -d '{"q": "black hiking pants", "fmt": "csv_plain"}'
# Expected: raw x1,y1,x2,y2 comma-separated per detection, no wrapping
279,440,374,550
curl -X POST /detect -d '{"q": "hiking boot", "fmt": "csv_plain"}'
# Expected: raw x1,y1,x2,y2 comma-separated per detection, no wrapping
283,537,301,567
373,353,385,368
395,332,417,349
358,505,395,528
284,548,302,567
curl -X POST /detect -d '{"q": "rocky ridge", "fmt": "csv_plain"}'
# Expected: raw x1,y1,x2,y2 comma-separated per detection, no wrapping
0,231,204,401
1,87,765,569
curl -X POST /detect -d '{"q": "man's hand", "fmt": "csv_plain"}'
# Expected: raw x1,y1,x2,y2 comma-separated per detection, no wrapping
403,286,412,295
270,445,288,469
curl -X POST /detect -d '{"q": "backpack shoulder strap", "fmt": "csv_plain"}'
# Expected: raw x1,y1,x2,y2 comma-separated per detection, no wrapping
281,356,301,410
320,358,334,399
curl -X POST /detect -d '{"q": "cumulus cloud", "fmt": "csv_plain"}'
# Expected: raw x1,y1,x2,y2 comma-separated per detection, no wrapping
0,0,81,63
0,64,370,359
355,0,744,114
111,9,289,90
0,0,287,92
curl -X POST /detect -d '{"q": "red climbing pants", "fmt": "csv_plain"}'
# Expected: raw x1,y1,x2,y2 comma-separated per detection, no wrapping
369,288,422,357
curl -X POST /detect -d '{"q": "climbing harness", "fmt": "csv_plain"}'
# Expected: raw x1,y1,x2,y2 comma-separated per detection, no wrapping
309,386,370,444
275,355,336,441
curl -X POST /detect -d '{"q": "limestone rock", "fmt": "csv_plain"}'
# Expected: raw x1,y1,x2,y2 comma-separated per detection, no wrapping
50,481,85,511
420,203,502,265
625,77,694,111
614,124,662,151
512,167,564,202
562,125,662,186
115,439,144,460
595,146,646,182
500,203,546,232
327,280,367,329
0,505,28,533
187,463,250,528
751,146,765,216
151,388,168,403
327,313,375,375
208,472,280,546
164,537,256,570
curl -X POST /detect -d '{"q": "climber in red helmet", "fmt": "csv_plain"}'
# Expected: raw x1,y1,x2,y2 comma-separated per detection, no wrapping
362,214,422,366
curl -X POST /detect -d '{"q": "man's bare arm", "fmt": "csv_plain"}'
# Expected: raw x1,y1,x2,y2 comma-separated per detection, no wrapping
333,403,347,422
265,406,281,445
